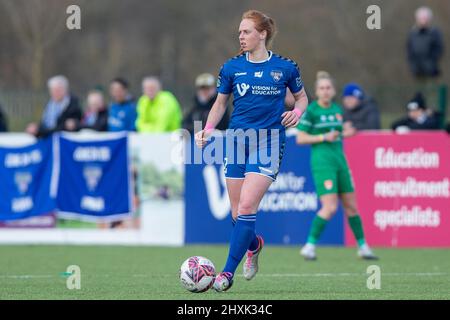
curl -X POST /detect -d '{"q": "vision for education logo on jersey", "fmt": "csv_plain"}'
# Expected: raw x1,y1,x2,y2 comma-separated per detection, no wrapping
270,70,283,82
237,83,250,96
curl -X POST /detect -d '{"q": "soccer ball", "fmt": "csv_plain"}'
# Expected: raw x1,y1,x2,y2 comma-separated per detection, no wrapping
179,256,216,293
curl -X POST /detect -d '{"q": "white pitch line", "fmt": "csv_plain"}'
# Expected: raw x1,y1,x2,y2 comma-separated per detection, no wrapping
237,272,448,277
0,272,446,279
0,275,55,279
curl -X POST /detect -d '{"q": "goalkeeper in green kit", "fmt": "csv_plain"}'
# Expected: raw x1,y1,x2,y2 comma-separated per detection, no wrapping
296,71,378,260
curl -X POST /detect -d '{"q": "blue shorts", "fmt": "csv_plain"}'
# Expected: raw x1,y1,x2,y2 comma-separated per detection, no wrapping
223,129,286,181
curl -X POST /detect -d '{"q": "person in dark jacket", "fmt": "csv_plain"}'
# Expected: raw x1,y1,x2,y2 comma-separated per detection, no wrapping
407,7,444,79
0,103,7,132
341,83,380,130
80,90,109,131
26,75,82,138
182,73,230,133
391,92,440,131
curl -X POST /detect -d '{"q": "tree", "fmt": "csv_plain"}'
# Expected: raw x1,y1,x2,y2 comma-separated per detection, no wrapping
1,0,77,91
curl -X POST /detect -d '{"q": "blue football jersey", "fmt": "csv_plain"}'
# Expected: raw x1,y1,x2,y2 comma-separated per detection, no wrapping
217,51,303,130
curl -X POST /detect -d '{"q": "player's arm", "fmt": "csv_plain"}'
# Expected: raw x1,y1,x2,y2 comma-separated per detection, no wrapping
296,130,339,145
292,88,308,114
296,107,339,145
194,93,229,147
204,93,229,129
282,88,308,127
284,88,295,109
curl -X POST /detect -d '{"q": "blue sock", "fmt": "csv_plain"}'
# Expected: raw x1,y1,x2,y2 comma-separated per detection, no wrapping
223,214,257,275
231,215,259,252
248,234,259,252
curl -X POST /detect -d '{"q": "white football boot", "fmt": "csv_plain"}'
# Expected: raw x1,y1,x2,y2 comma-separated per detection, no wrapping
357,243,379,260
243,235,264,280
300,243,317,261
213,272,234,292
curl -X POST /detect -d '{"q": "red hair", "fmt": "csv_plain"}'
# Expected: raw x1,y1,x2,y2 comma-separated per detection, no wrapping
239,10,277,54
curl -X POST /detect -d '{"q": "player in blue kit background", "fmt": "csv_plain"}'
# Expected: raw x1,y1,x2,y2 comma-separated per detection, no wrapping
195,10,309,292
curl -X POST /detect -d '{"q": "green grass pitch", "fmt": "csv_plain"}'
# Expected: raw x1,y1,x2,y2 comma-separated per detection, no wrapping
0,245,449,300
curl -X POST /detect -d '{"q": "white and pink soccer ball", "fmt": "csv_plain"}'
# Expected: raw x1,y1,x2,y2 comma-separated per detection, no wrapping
179,256,216,293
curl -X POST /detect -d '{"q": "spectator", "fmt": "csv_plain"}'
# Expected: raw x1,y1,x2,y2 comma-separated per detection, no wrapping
407,7,444,80
342,83,380,130
156,185,170,200
80,90,109,131
182,73,230,133
136,77,182,132
26,75,82,138
0,103,7,132
108,78,137,132
391,92,440,131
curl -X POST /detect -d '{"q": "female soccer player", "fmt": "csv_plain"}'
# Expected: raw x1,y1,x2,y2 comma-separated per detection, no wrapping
195,10,308,292
296,71,377,261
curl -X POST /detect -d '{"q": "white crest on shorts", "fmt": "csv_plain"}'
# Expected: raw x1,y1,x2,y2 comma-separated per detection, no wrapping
324,180,333,190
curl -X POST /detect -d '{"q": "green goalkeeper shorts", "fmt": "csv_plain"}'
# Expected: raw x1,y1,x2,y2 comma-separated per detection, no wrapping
312,168,355,196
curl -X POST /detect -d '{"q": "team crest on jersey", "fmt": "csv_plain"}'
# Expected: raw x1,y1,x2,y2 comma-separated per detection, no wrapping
324,180,333,190
270,70,283,82
336,114,343,121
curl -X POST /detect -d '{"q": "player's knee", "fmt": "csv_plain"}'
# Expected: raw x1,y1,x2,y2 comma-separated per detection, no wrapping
344,204,358,216
237,200,256,215
323,203,338,216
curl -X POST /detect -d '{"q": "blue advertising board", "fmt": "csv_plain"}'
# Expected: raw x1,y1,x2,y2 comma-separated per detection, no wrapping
185,133,344,245
0,137,56,221
57,133,132,221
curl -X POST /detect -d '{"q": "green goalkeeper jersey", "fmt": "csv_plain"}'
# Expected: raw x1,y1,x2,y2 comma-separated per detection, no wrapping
297,100,349,170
